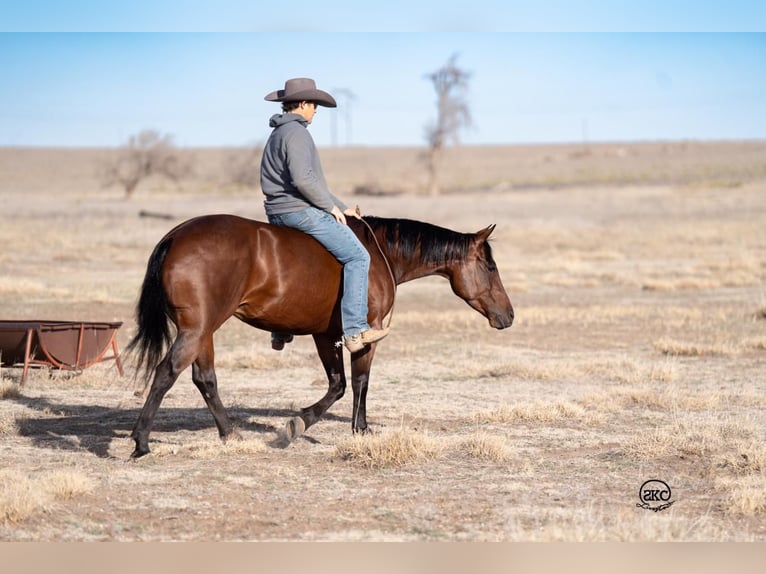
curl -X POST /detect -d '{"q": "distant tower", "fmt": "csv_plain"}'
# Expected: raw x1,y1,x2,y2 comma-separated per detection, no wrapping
331,88,356,146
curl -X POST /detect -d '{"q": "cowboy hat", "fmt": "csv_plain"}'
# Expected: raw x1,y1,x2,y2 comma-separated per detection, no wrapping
264,78,337,108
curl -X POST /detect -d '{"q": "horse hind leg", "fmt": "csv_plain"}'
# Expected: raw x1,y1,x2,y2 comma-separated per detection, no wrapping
130,333,201,458
191,336,239,444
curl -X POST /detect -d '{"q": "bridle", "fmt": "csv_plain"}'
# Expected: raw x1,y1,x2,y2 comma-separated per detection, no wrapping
358,214,396,330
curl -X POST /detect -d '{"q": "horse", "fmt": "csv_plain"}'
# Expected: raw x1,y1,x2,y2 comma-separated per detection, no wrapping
126,214,514,458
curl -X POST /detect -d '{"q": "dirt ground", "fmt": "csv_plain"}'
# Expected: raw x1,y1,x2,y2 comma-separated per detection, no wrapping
0,143,764,541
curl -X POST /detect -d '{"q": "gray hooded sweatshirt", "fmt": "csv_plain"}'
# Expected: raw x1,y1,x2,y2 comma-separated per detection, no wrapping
260,113,347,216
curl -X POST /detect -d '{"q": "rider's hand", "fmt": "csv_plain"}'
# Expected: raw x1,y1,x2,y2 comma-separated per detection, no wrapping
330,205,347,225
344,206,362,219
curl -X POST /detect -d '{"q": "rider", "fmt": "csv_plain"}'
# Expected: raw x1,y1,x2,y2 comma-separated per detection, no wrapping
260,77,389,353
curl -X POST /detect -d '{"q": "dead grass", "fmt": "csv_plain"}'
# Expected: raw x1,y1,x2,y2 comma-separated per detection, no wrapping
579,357,677,385
710,438,766,517
0,469,96,524
716,440,766,475
0,380,22,400
579,382,721,415
462,356,676,386
7,363,124,391
622,426,678,460
653,337,737,357
642,272,761,291
743,336,766,350
472,401,601,426
518,304,713,328
505,507,733,541
715,475,766,516
623,416,759,462
0,412,27,437
391,310,487,331
214,347,314,370
456,431,513,462
151,436,269,459
457,358,569,381
333,428,443,469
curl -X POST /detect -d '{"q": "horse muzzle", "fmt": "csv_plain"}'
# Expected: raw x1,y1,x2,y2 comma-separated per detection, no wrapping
488,307,514,329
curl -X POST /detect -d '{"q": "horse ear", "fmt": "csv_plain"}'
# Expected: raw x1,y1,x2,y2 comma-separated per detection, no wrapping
476,224,496,241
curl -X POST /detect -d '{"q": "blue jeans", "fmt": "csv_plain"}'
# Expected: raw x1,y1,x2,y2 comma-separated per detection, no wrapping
268,207,371,337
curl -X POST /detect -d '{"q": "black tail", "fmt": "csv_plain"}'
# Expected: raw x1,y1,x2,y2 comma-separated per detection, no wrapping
126,235,175,384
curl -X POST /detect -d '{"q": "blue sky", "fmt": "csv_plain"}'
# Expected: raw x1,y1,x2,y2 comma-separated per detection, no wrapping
1,2,764,147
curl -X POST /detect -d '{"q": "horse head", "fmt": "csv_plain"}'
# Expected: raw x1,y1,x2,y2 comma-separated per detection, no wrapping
447,224,514,329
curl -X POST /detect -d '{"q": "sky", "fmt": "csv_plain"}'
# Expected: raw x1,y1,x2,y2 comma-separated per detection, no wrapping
1,1,764,148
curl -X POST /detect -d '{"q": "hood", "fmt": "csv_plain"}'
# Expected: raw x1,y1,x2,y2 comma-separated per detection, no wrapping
269,113,308,129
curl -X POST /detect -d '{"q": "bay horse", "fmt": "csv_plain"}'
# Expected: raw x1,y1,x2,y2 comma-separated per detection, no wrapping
126,214,514,458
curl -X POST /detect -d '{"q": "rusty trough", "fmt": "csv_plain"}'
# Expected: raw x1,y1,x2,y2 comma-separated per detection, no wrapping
0,320,124,383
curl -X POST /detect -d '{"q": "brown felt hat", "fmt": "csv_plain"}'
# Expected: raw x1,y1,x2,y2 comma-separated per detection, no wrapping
264,77,337,108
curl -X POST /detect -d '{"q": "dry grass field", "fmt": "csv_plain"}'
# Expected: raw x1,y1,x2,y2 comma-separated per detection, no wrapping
0,141,764,541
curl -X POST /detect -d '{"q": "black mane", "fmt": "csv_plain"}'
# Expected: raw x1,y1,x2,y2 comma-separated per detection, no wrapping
364,216,493,267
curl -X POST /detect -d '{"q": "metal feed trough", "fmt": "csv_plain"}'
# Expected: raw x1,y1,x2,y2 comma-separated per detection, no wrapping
0,320,124,383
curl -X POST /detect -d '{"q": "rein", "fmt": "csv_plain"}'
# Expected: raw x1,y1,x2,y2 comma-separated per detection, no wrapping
359,215,397,329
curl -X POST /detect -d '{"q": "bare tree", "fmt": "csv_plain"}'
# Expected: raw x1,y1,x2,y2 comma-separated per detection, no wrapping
102,130,189,198
424,54,472,195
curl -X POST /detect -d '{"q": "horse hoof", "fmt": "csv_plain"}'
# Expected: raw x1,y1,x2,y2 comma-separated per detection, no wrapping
285,416,306,442
130,448,150,460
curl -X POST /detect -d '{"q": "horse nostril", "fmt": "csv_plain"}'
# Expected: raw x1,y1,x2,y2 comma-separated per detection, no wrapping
491,310,514,329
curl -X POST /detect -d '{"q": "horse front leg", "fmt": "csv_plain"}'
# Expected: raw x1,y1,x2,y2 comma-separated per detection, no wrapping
350,343,378,433
284,333,346,442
